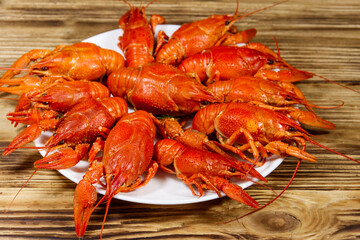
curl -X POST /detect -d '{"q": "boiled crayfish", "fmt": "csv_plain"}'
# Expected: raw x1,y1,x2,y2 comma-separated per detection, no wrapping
0,42,125,86
107,62,217,115
178,44,313,84
118,0,165,67
13,77,111,113
192,102,356,165
154,138,262,208
155,1,285,65
73,110,158,238
4,97,128,170
206,76,323,111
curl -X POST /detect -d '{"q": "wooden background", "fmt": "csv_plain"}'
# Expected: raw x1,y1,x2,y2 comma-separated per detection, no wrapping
0,0,360,239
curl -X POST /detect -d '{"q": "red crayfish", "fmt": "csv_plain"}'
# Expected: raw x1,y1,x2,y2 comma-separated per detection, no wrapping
4,97,128,171
154,138,262,208
178,44,313,84
118,0,165,67
192,102,356,165
155,1,286,66
74,110,158,238
12,77,111,113
107,62,217,116
0,42,125,86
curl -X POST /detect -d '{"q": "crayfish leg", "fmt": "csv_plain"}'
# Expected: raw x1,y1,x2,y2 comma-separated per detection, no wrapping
117,161,159,193
154,30,168,55
178,174,204,197
150,14,166,33
265,141,316,162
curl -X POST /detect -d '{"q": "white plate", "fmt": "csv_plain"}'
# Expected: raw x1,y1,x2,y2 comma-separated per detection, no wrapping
33,25,283,205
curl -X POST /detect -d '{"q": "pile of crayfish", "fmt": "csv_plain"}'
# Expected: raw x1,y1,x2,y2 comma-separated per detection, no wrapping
0,0,358,239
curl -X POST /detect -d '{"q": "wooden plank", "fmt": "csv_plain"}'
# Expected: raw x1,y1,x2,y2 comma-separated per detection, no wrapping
0,0,359,239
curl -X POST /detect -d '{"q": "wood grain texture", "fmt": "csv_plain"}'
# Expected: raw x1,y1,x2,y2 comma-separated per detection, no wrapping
0,0,359,239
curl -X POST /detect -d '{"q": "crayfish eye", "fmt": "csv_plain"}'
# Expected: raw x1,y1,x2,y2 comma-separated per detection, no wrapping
225,20,230,25
289,126,296,131
41,66,49,71
229,167,236,173
267,59,274,65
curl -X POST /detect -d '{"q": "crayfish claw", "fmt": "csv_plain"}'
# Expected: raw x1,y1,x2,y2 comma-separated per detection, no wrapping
288,108,336,130
265,141,317,162
34,144,89,170
73,160,103,237
73,178,97,238
210,176,259,208
2,123,42,156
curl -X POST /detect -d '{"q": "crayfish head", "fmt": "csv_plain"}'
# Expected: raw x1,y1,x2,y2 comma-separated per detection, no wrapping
197,14,236,39
283,122,309,141
30,52,71,77
119,6,148,30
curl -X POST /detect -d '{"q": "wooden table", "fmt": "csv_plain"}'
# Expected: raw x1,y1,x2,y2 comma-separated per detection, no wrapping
0,0,359,239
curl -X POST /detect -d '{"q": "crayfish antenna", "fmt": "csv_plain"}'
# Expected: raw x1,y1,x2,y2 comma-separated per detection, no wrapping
232,0,289,23
304,135,360,164
272,36,360,94
144,0,158,9
0,67,30,72
221,159,302,224
5,169,38,213
308,71,360,94
100,197,113,240
237,174,276,195
302,100,344,111
118,0,132,9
